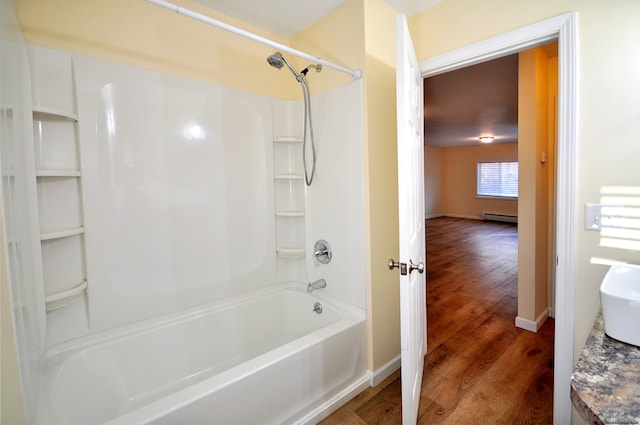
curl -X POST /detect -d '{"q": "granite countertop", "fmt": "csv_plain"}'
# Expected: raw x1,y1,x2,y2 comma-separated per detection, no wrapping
571,312,640,425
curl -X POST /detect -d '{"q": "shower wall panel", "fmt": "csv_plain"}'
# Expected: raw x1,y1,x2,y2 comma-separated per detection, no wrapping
304,81,367,309
270,83,367,309
74,55,276,332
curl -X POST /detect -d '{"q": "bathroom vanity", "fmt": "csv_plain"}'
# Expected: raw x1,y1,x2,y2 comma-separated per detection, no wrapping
571,312,640,424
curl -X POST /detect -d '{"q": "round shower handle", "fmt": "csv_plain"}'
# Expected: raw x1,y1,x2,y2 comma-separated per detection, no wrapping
313,240,332,267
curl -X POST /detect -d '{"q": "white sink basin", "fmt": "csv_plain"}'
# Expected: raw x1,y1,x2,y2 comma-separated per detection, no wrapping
600,263,640,347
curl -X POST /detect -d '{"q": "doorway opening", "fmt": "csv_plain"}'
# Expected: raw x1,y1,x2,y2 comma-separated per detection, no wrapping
422,41,558,423
419,12,577,423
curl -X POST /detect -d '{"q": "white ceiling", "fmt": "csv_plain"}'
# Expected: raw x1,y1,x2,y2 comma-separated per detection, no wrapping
194,0,443,38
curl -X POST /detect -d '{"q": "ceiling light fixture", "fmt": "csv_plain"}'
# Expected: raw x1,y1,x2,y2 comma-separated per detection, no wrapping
479,136,495,143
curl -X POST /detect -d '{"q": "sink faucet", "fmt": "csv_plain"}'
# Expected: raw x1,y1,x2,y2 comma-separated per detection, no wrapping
307,278,327,293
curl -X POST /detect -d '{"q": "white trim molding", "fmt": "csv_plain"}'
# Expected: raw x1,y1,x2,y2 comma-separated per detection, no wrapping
516,308,550,333
425,213,482,220
419,12,577,425
370,354,401,387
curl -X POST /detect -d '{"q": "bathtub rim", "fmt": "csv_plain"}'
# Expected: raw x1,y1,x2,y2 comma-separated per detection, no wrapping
43,282,364,363
40,282,367,425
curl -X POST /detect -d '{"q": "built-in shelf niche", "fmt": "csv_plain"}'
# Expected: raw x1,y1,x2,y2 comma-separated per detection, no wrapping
32,106,88,325
275,211,304,217
45,279,87,312
275,248,306,259
272,133,307,285
33,105,78,122
36,170,81,177
28,43,89,346
40,226,85,241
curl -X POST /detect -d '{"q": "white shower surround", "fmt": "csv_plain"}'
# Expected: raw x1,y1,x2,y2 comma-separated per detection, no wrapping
18,45,368,423
71,50,366,333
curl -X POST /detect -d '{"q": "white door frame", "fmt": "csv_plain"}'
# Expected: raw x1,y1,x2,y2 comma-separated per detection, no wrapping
418,13,577,425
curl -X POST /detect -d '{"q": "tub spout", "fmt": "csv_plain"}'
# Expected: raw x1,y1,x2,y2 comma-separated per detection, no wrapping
307,278,326,293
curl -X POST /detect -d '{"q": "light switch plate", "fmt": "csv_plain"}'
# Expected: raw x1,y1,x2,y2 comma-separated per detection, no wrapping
585,203,603,230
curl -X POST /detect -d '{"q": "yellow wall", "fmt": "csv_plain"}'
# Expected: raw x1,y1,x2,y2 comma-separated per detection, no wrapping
363,0,400,371
518,47,554,324
410,2,640,406
424,145,443,216
429,143,519,218
547,54,558,313
290,0,363,94
16,0,294,98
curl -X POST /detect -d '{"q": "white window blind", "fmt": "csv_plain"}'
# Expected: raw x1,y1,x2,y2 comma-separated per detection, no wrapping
477,161,519,198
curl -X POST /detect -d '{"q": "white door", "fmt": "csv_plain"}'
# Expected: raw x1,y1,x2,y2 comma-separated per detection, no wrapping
395,13,426,425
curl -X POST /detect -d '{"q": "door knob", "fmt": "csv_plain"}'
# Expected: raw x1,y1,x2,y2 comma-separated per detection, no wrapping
409,259,425,274
388,259,407,275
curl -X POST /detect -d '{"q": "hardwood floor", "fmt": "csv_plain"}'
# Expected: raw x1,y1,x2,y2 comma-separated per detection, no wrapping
320,217,554,425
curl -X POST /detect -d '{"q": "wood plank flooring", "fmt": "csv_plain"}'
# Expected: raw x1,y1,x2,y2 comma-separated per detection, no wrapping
320,217,554,425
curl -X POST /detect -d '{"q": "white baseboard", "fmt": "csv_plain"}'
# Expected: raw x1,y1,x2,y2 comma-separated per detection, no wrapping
425,213,482,221
515,308,549,333
370,354,401,387
444,213,482,220
293,374,371,425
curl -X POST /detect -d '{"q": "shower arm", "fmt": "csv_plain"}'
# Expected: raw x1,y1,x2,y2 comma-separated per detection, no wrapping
146,0,362,80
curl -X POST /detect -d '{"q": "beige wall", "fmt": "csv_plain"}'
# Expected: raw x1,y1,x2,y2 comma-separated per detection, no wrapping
16,0,295,98
362,0,401,371
434,143,519,218
291,0,363,94
517,47,556,324
424,145,443,217
411,2,640,422
547,55,558,314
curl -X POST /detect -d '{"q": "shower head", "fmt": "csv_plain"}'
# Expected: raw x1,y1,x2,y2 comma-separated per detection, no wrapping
266,52,284,70
266,51,301,80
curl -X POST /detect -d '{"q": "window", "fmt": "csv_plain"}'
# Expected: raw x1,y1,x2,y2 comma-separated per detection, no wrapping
477,161,519,198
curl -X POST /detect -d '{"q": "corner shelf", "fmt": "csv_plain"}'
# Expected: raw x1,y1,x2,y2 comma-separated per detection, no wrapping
272,131,307,283
36,169,81,177
274,137,303,144
275,211,305,217
44,279,88,312
276,248,306,259
31,102,88,322
40,226,84,241
32,106,78,122
274,174,304,180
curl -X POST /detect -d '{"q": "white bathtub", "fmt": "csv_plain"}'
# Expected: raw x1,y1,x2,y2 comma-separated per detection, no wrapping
41,285,368,425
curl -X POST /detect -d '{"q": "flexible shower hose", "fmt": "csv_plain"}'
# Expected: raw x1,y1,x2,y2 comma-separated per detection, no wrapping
300,76,316,186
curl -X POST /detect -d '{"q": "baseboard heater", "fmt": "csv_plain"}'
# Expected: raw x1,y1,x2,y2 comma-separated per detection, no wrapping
482,212,518,223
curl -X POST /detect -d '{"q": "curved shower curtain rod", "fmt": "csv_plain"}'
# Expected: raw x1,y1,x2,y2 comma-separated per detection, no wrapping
145,0,362,80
